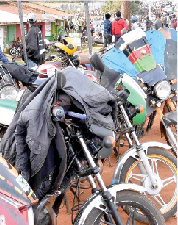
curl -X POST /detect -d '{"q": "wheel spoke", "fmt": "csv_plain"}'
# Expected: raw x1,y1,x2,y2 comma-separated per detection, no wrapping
150,158,159,175
129,173,147,182
162,175,176,188
153,194,166,207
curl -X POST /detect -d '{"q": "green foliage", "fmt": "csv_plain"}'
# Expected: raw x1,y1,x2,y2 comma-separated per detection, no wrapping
101,1,121,14
101,1,142,16
130,1,142,15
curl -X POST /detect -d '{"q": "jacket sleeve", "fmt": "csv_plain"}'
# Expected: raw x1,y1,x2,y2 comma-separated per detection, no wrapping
123,20,129,30
112,21,115,35
15,115,31,182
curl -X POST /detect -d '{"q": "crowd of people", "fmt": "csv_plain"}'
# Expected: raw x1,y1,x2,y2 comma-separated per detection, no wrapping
102,10,177,47
155,13,177,30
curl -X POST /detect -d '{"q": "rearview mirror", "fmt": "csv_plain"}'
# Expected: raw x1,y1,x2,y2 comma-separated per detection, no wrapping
90,53,105,73
56,71,66,90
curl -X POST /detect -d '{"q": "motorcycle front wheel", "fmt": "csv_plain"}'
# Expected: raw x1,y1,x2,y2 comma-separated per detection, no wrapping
74,190,165,225
119,147,177,221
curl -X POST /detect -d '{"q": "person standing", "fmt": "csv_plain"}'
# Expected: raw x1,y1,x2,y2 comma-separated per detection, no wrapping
146,16,151,31
164,13,169,28
104,13,112,47
26,12,45,68
130,16,139,30
155,14,162,30
112,11,128,42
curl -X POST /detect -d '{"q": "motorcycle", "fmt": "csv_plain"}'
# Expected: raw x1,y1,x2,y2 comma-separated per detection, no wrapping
45,37,80,68
0,70,165,225
9,40,23,57
101,28,177,153
89,53,177,221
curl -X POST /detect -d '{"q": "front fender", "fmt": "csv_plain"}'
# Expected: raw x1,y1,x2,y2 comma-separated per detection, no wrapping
75,183,146,224
112,141,171,184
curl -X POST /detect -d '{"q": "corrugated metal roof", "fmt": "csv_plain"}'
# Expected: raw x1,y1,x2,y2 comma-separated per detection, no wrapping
0,1,71,24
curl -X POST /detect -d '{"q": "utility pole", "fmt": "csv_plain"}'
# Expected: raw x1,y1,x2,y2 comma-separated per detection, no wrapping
17,0,28,66
84,1,93,56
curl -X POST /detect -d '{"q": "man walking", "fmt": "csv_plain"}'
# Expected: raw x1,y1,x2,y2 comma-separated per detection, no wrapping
104,13,112,47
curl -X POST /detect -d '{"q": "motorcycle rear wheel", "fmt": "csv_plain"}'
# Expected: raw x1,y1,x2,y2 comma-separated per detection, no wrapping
119,147,177,221
74,190,165,225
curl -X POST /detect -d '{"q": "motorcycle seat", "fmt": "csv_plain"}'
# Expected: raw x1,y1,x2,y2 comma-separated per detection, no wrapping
162,110,177,126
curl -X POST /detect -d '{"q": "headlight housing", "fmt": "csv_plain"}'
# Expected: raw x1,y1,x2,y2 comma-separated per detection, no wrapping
154,80,171,100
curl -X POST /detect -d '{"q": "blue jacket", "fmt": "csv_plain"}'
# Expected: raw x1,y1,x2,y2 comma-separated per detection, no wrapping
0,46,9,63
104,19,112,35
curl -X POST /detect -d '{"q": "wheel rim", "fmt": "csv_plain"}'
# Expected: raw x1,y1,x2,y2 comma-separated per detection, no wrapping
125,154,177,214
95,201,158,225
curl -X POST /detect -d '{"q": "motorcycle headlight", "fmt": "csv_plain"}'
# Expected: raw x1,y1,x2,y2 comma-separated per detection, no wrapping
154,80,171,100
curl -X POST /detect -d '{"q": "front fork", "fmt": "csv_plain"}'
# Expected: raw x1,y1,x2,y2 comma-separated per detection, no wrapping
119,103,159,188
78,135,124,225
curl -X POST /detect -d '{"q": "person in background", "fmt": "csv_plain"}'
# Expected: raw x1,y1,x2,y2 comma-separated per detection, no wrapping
104,13,112,47
155,14,162,30
171,15,176,28
164,13,170,28
0,46,9,64
26,12,45,68
146,16,151,31
174,19,177,30
112,11,128,42
130,16,139,30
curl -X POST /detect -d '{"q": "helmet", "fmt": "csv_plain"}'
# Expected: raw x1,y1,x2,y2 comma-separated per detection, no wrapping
131,16,137,22
27,12,37,23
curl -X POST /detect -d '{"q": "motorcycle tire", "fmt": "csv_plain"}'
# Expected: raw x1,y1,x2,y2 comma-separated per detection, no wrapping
36,202,57,225
119,147,177,221
74,190,165,225
9,47,16,56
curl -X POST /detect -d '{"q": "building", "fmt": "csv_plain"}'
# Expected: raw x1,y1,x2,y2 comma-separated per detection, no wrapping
0,1,71,50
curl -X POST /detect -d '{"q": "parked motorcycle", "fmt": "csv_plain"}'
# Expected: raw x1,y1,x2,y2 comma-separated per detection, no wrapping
45,37,80,68
90,53,177,221
9,39,23,57
0,71,165,225
101,28,177,153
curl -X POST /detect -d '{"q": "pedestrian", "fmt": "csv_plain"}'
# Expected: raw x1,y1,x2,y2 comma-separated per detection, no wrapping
104,13,112,47
164,13,170,28
0,46,9,64
146,16,151,31
170,15,176,28
130,16,139,30
155,14,162,30
112,11,128,42
90,22,94,36
26,12,45,68
174,20,177,30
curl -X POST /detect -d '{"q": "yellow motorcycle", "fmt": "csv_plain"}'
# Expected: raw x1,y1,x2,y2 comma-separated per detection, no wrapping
46,37,80,68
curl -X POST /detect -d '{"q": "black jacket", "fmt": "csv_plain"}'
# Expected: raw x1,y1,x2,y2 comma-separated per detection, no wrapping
26,25,45,65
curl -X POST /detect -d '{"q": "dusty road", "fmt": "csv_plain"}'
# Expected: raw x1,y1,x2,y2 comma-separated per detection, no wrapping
57,114,177,225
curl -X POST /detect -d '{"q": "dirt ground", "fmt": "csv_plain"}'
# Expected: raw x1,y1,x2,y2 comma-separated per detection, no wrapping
57,114,177,225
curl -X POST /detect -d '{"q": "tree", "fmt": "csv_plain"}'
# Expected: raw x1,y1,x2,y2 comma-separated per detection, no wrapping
101,1,121,14
101,1,142,17
121,1,130,20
